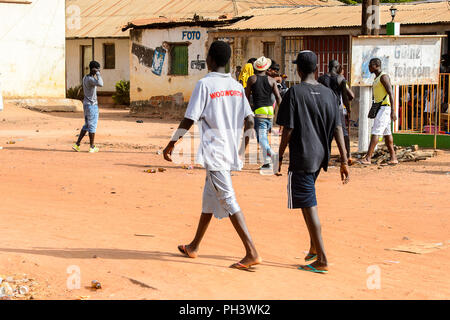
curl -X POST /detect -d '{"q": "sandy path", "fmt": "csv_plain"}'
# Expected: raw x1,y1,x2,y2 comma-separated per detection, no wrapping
0,103,449,300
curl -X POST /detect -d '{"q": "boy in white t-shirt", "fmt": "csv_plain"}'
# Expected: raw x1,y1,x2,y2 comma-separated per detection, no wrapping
163,41,262,271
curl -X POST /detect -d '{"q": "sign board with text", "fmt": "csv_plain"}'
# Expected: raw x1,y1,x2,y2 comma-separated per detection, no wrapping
351,36,443,86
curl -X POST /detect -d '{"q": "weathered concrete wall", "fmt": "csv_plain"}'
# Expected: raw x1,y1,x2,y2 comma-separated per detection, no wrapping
129,26,209,112
0,0,65,98
66,38,130,92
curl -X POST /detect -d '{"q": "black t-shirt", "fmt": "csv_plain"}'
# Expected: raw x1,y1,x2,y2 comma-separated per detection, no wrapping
318,73,344,102
276,82,341,173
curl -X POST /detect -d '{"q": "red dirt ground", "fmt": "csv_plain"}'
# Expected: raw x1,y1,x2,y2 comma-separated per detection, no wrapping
0,103,449,300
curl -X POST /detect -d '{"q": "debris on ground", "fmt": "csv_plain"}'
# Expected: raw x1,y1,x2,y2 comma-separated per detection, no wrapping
156,150,162,155
158,168,166,172
386,241,447,254
350,145,435,165
6,141,15,144
134,234,155,237
136,120,144,123
182,165,193,170
145,169,156,173
0,274,37,300
91,280,102,290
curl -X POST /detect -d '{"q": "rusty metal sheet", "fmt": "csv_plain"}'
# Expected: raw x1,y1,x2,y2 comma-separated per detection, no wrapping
220,2,450,31
66,0,340,38
351,35,444,87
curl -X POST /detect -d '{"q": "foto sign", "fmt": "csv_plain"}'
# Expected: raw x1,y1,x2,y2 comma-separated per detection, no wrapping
351,35,443,86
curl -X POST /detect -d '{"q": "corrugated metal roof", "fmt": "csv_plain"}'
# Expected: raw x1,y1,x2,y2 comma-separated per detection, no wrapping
66,0,341,38
123,15,246,31
220,2,450,31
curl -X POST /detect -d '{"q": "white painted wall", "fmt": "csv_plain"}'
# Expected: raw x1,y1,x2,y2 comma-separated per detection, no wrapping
0,0,65,98
130,26,209,104
66,38,130,92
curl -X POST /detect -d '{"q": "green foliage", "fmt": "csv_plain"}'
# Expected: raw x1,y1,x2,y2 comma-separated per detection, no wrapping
112,80,130,106
66,85,83,101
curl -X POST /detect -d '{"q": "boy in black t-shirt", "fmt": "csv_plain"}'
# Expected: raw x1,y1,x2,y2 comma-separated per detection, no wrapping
277,51,349,274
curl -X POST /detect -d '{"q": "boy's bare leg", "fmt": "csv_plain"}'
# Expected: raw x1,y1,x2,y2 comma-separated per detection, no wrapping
183,213,213,256
362,135,379,164
301,206,328,268
76,129,87,146
88,132,95,148
229,211,261,266
384,134,398,164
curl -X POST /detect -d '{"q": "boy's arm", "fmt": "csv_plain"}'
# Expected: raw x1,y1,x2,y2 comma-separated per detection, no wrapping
271,77,282,109
86,72,104,88
163,80,205,162
334,125,349,184
95,71,104,87
245,75,255,100
243,114,254,151
163,118,194,162
277,127,292,173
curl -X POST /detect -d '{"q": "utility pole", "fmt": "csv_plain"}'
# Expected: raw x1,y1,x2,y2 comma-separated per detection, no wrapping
232,0,238,17
359,0,373,152
372,0,380,35
361,0,372,35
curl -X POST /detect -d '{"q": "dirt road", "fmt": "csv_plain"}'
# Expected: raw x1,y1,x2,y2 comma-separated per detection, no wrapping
0,103,449,299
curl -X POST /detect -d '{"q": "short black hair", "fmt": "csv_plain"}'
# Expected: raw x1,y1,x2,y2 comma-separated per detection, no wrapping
328,60,340,72
208,41,231,67
247,58,257,64
370,58,381,67
294,51,317,74
89,60,100,70
270,63,280,72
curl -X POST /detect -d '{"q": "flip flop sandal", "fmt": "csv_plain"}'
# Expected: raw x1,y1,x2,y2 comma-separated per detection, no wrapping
229,262,256,272
304,253,318,262
358,160,372,165
177,245,197,258
298,264,328,274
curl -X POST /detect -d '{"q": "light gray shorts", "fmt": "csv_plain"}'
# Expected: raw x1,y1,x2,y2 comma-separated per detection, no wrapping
202,170,241,219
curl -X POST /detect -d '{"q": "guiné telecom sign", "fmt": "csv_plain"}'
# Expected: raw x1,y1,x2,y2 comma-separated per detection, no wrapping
351,35,444,86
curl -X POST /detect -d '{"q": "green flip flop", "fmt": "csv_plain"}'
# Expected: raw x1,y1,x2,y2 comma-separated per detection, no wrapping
304,253,317,262
298,264,328,274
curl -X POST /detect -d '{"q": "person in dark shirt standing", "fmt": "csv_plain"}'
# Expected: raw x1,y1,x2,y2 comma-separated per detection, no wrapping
246,56,282,173
277,51,349,274
318,60,354,164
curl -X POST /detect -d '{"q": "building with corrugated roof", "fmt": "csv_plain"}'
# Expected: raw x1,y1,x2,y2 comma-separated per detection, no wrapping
65,0,338,100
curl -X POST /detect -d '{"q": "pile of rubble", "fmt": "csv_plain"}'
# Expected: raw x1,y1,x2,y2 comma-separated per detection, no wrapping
354,145,435,165
0,274,37,300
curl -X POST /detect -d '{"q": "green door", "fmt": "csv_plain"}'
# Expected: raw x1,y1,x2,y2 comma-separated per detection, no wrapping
171,45,188,75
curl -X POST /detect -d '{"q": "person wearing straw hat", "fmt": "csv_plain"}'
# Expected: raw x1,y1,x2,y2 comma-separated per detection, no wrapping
245,56,282,174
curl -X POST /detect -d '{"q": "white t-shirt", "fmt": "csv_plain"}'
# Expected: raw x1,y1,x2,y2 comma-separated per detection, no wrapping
185,72,253,171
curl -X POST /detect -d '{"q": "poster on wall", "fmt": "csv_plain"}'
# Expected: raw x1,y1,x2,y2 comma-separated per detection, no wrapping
151,47,167,76
351,36,443,86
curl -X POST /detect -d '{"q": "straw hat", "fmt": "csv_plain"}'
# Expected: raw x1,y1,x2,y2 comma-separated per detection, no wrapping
253,56,272,71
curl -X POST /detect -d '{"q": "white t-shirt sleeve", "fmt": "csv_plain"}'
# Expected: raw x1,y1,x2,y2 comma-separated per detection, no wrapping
185,81,207,121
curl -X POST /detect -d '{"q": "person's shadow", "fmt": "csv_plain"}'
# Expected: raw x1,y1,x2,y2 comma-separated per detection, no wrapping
0,247,294,270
